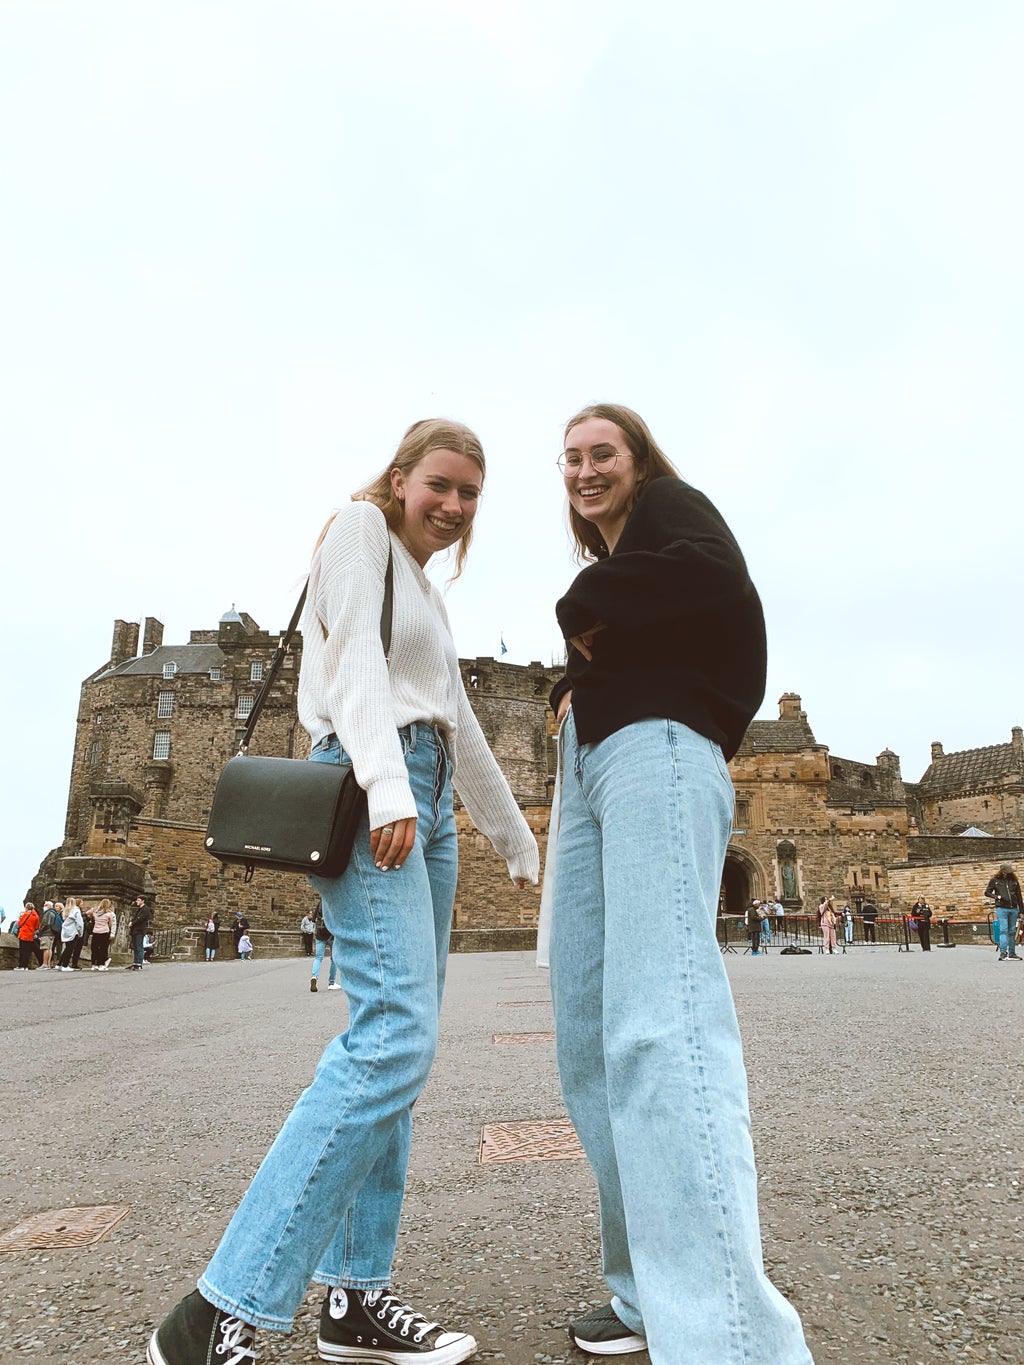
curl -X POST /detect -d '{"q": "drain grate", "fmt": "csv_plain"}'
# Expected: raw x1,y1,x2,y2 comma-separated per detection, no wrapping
492,1032,555,1044
479,1119,584,1164
497,1000,551,1007
0,1205,131,1254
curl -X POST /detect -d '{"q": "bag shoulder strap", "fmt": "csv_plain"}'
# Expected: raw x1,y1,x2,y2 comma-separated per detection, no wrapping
237,544,394,754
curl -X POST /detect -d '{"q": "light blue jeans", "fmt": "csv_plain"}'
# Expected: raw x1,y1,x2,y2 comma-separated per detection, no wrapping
550,713,813,1365
199,723,457,1332
311,935,338,986
995,907,1019,955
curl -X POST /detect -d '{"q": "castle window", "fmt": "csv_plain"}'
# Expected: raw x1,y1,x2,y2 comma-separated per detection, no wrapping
983,800,990,810
236,695,255,720
831,762,844,779
162,662,178,679
209,667,222,681
250,661,264,682
734,799,750,830
153,731,171,760
157,691,174,718
90,741,100,767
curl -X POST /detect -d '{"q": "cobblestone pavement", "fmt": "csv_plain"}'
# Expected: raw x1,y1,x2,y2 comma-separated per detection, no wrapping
2,945,1020,1364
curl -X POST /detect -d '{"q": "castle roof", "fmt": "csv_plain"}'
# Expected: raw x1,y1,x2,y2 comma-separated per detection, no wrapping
96,644,226,680
918,742,1023,795
735,716,819,756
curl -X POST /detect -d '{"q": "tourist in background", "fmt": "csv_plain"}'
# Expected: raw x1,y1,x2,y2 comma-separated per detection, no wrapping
72,901,95,968
745,900,764,955
237,932,254,961
544,403,810,1364
759,900,773,945
309,904,339,993
232,910,251,959
843,904,854,945
59,898,84,970
911,897,932,951
300,911,315,957
204,913,220,962
819,897,838,954
90,900,116,970
128,895,152,971
984,863,1022,961
37,900,57,969
148,417,538,1365
15,902,39,970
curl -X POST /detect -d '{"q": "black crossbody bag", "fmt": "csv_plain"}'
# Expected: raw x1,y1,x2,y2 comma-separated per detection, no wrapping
204,548,394,881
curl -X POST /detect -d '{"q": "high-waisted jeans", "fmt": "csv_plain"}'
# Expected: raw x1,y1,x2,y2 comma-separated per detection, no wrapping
199,722,457,1331
550,713,813,1365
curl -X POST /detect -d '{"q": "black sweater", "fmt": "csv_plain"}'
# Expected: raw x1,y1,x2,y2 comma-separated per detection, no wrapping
551,476,766,761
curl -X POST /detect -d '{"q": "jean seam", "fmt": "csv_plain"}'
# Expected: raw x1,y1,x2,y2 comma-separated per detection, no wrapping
665,720,749,1363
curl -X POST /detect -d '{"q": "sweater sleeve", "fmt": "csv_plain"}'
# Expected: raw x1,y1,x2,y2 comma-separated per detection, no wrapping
432,599,539,884
451,680,540,883
310,502,417,829
556,480,753,639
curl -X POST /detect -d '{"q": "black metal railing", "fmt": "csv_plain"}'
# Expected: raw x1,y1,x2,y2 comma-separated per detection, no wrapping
717,913,1004,954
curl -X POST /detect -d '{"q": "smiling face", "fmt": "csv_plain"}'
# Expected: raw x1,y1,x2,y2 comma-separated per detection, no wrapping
390,447,483,567
562,416,640,552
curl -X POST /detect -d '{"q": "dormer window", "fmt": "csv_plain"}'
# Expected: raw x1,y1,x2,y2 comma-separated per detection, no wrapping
162,662,178,680
209,667,222,681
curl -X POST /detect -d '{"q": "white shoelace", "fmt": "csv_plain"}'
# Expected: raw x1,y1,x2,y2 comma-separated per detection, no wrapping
217,1314,257,1363
364,1290,439,1343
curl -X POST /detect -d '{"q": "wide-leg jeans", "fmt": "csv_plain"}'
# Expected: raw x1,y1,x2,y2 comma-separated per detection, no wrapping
550,713,812,1365
199,723,457,1332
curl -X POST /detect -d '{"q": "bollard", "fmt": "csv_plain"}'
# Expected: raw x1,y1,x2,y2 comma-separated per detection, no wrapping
938,918,955,948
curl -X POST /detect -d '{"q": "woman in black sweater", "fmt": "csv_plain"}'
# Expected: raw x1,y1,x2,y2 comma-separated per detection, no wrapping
546,403,811,1365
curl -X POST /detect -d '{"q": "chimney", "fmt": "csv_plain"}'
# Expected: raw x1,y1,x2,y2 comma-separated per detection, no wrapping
110,619,140,667
142,617,164,654
930,741,944,762
778,693,802,721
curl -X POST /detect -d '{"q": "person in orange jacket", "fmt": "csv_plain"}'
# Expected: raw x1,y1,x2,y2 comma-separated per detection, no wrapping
15,903,40,970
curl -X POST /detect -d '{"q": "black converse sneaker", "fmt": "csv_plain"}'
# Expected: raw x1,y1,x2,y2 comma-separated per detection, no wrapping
317,1286,477,1364
148,1290,257,1365
570,1303,647,1355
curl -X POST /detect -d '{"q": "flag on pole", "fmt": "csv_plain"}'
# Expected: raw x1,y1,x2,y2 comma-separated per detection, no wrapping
500,634,508,657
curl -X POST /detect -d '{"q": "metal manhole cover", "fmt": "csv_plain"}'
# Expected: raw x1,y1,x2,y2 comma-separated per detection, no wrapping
479,1119,584,1164
0,1205,131,1254
492,1032,555,1044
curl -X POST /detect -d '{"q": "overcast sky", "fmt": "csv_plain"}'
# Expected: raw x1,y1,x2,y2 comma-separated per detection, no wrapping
2,1,1022,915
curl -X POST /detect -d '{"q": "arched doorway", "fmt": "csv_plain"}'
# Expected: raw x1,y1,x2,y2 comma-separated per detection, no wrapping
721,849,760,914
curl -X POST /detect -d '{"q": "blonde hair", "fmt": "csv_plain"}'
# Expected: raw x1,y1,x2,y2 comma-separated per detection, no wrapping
562,403,679,561
95,898,112,913
315,418,486,581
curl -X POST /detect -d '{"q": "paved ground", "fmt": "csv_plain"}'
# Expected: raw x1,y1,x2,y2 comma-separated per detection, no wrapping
2,944,1021,1365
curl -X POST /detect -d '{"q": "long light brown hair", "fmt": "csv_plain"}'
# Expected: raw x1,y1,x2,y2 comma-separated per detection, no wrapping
314,418,486,581
562,403,679,561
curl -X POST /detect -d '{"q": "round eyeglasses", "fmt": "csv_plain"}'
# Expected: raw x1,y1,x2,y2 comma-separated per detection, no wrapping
556,446,623,476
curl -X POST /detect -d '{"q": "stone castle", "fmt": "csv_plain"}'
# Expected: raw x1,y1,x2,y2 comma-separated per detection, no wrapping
29,611,1024,932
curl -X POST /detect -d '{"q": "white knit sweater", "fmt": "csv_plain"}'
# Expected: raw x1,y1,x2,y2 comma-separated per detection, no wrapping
297,500,539,884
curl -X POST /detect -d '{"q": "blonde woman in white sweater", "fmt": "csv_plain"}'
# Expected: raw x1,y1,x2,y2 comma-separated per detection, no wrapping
150,420,538,1365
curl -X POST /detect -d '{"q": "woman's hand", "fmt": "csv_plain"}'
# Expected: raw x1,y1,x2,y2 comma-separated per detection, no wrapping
568,623,607,661
555,689,573,722
370,818,417,871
